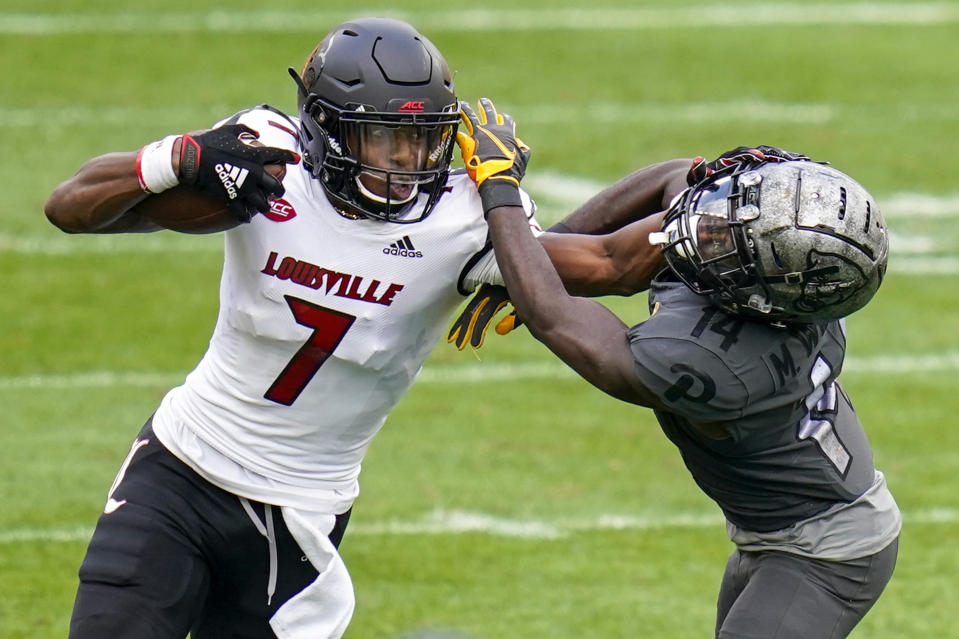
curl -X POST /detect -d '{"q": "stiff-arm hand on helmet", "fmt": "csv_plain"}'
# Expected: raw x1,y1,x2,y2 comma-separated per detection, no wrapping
447,283,523,350
687,145,811,186
457,98,531,215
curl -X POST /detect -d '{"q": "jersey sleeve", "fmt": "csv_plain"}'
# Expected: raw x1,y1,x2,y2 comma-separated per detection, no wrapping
458,188,542,292
628,327,750,424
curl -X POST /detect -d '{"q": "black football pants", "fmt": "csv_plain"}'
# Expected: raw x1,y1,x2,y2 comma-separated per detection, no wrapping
69,421,350,639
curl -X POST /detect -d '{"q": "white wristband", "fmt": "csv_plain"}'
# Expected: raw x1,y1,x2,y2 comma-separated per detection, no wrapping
136,134,181,193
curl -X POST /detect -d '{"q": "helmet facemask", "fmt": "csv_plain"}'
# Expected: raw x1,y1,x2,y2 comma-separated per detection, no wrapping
651,161,888,323
654,173,768,313
332,110,458,220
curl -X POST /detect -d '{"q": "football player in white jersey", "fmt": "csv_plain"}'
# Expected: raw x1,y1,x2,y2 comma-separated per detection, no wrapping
45,17,690,639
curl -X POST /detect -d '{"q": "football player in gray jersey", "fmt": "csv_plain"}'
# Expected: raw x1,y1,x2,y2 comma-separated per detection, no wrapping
457,99,899,639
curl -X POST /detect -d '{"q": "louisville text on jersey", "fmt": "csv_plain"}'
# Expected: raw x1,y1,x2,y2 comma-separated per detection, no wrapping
261,251,404,306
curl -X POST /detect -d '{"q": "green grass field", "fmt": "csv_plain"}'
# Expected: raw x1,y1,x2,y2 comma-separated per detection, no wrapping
2,1,958,637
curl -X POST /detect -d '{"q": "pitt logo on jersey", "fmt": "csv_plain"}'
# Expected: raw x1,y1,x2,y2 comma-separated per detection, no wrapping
261,251,404,306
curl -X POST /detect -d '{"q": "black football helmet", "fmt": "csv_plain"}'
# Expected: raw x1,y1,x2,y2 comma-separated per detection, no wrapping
650,160,889,323
289,18,459,223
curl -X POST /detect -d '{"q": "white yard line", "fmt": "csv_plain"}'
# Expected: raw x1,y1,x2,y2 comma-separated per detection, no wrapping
0,232,221,255
2,4,958,35
891,256,959,275
4,101,958,131
0,371,187,390
1,353,958,393
4,101,958,130
352,507,959,538
883,192,959,217
0,100,839,130
0,105,229,129
1,506,955,544
522,101,836,124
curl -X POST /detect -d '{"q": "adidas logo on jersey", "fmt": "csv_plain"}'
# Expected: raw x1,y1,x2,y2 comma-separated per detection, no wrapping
215,163,249,200
383,235,423,258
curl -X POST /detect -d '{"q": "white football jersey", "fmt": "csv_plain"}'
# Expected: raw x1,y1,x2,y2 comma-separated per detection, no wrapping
152,107,535,512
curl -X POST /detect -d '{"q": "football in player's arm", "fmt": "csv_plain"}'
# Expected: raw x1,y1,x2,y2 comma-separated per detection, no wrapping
455,98,900,639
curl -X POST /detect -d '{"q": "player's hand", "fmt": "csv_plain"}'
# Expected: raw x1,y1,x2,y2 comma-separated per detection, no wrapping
753,145,811,163
686,145,811,186
178,124,300,222
687,146,764,186
457,98,531,216
447,284,523,350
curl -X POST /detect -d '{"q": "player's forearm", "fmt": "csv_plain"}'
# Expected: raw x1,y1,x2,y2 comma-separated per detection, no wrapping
488,205,572,333
599,213,668,294
538,232,613,296
539,232,638,297
45,152,155,233
538,212,666,297
552,158,689,235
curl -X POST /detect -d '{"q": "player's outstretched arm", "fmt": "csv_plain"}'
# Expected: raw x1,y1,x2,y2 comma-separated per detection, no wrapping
456,98,661,406
550,158,689,236
45,151,160,233
531,155,688,296
539,211,667,297
449,101,678,350
45,125,298,234
448,213,667,351
489,206,662,407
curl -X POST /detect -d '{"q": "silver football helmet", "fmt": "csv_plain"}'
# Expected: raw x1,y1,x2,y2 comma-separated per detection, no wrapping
650,160,889,323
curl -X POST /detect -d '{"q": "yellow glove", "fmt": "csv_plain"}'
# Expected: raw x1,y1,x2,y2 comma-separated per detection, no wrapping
457,98,531,215
447,284,524,350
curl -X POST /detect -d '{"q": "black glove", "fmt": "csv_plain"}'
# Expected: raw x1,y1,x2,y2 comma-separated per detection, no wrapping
447,284,523,350
686,145,811,186
178,124,299,222
457,98,531,216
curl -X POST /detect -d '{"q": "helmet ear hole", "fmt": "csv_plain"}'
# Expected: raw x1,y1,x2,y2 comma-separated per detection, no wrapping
770,243,784,268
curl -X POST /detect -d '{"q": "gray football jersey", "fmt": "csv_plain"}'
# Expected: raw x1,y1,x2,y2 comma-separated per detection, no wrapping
628,278,876,533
